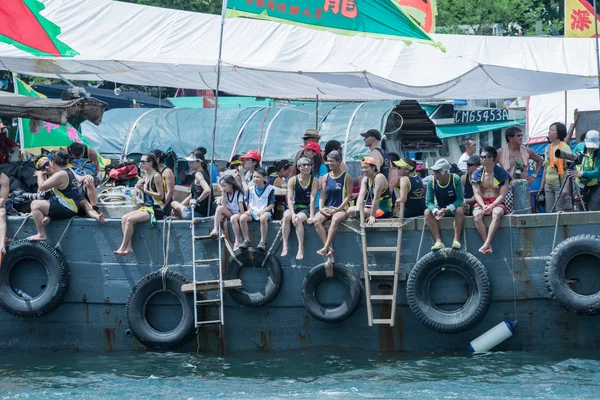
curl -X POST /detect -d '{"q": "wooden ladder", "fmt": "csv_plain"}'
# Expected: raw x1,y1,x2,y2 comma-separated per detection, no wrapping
185,220,242,328
360,204,404,326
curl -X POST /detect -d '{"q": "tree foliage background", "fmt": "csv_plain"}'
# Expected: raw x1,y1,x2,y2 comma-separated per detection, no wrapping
436,0,564,35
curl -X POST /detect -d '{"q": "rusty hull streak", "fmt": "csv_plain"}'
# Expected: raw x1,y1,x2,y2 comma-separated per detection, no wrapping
104,328,116,352
258,330,273,351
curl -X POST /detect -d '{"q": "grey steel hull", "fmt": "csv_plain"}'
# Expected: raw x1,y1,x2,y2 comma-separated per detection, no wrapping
0,212,598,353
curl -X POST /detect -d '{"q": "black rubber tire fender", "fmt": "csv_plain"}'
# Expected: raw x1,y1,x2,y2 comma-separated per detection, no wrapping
0,239,69,318
126,270,196,350
224,248,283,307
545,234,600,315
301,263,362,323
406,249,492,333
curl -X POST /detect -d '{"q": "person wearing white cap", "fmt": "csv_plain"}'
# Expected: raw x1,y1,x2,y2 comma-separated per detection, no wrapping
171,151,215,220
424,158,465,251
567,129,600,211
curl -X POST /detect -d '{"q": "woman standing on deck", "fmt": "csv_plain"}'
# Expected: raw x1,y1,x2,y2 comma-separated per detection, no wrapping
541,122,572,212
313,151,353,261
114,153,164,256
281,157,319,260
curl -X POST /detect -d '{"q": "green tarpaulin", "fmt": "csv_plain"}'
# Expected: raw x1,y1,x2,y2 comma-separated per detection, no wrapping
436,120,525,139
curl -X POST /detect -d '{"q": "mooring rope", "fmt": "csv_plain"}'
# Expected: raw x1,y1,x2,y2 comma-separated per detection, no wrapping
55,217,76,250
12,215,30,240
551,211,563,251
508,216,519,323
160,217,173,291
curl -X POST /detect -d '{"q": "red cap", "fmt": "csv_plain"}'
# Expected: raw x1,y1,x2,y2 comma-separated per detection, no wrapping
240,150,262,163
300,142,321,154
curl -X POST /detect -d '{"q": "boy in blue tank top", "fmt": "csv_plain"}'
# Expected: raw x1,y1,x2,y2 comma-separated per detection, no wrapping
239,167,276,252
424,158,465,251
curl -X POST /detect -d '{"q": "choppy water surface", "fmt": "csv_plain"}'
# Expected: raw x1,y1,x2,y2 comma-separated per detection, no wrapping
0,349,599,399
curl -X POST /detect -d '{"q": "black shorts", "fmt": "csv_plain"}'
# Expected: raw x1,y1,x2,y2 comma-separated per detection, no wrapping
48,198,78,220
293,207,310,217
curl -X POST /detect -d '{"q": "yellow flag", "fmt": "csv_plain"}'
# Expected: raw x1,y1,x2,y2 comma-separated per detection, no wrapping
565,0,600,38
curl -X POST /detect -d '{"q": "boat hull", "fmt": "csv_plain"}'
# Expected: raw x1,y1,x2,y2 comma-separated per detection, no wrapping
0,212,598,353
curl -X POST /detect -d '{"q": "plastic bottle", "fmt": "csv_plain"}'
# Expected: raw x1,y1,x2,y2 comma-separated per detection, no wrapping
469,320,516,352
14,288,33,301
514,160,523,179
131,189,137,205
124,185,132,206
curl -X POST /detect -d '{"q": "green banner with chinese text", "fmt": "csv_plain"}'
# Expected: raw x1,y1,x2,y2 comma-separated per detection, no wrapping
226,0,438,45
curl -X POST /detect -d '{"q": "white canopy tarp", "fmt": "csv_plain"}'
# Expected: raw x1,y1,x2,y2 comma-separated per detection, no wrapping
527,90,600,145
1,0,598,100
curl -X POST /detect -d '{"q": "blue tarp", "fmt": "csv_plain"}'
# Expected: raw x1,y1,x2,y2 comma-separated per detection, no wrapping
81,101,401,161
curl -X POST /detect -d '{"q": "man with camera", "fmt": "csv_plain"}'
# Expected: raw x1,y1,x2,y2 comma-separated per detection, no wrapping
567,130,600,211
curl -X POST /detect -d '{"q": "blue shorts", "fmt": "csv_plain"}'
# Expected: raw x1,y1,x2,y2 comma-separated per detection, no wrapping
250,211,272,221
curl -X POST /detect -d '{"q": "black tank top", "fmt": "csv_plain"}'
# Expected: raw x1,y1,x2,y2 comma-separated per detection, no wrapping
365,173,392,212
404,174,426,218
293,174,313,209
191,170,213,215
464,173,474,199
373,147,390,180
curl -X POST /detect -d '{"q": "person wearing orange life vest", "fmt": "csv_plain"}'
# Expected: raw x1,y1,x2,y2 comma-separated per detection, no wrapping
541,122,572,212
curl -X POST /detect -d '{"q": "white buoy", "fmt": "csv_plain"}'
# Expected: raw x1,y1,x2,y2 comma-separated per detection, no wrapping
469,320,517,353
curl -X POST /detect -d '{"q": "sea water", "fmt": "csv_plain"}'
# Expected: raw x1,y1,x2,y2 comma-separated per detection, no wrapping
0,349,598,399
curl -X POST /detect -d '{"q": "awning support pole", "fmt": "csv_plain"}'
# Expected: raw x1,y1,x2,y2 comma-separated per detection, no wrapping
595,0,600,104
207,1,227,216
315,94,319,130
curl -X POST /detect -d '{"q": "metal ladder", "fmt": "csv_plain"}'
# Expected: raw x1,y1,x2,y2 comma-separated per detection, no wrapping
190,220,225,328
360,204,404,326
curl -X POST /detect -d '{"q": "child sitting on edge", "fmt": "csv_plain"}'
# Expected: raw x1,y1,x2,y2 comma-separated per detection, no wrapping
209,174,246,250
239,167,276,251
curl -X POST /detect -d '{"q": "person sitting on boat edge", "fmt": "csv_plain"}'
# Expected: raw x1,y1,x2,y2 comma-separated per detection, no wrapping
462,155,481,216
171,151,215,220
27,151,97,241
424,158,465,251
240,150,261,192
150,149,175,217
567,129,600,211
32,154,105,226
348,156,392,224
323,140,347,172
471,146,511,255
239,167,276,251
268,160,292,188
361,129,390,180
313,151,354,261
281,157,319,260
392,157,425,219
196,146,219,184
0,172,9,253
209,174,245,249
299,141,328,208
114,153,165,256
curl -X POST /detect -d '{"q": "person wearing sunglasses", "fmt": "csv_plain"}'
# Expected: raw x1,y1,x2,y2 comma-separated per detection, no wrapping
471,146,512,255
498,128,542,183
114,153,164,256
281,157,319,260
27,151,101,242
